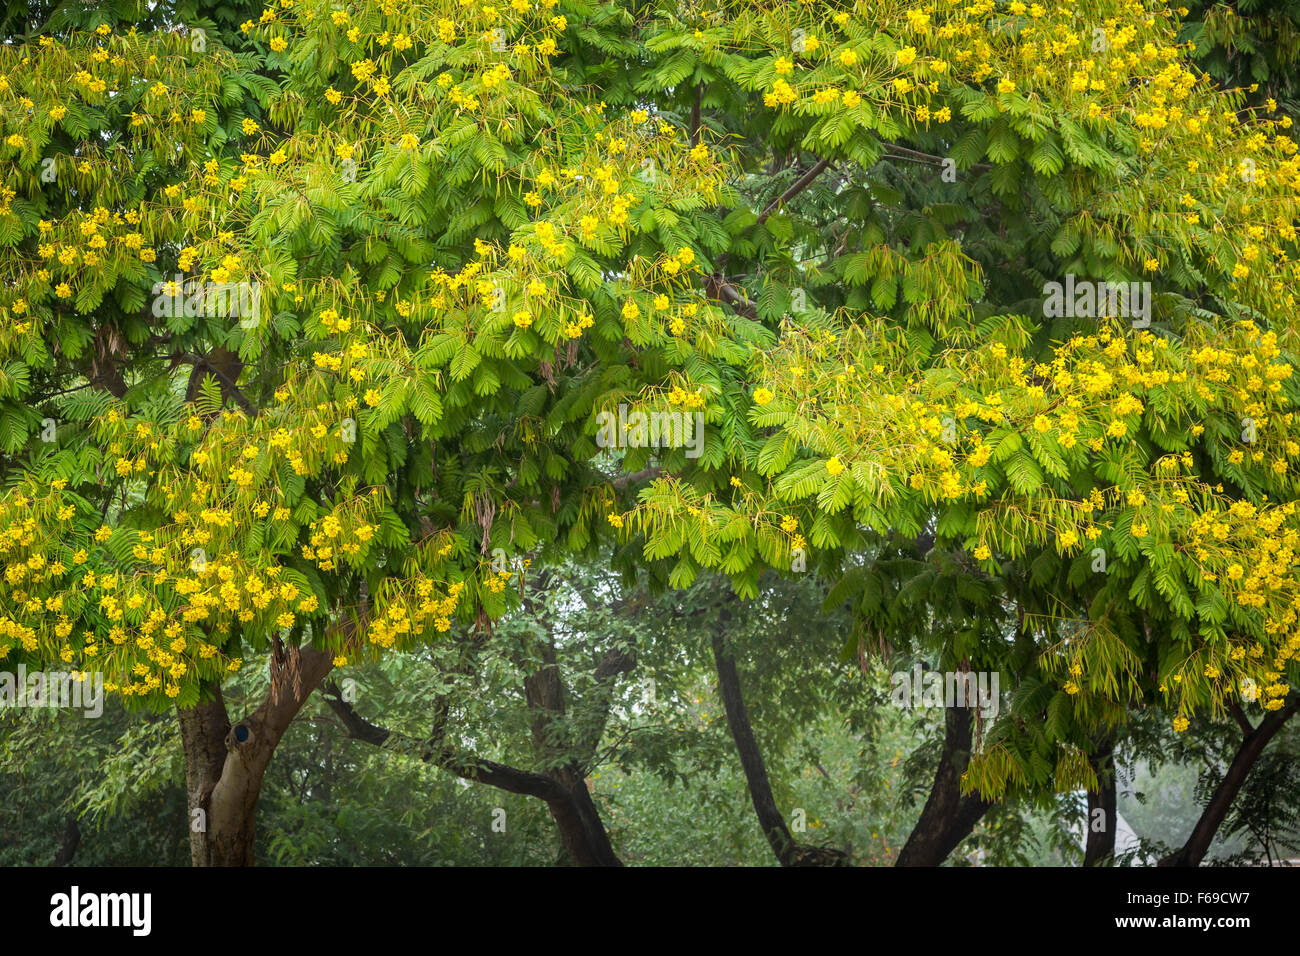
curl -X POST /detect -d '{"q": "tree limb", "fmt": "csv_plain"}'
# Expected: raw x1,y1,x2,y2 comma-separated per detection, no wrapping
321,685,566,800
757,156,833,225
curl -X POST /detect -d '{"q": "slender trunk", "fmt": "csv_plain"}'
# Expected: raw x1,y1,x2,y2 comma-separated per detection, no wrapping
1160,697,1299,867
1084,737,1117,867
710,614,847,866
895,704,992,866
178,642,333,866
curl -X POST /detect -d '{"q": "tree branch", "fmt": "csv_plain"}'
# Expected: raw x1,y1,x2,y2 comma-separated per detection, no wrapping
611,465,662,490
703,273,759,320
182,350,258,416
757,156,833,225
1226,701,1255,738
321,685,566,800
882,142,992,173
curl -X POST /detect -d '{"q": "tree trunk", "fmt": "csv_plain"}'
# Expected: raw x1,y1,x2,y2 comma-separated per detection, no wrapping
1160,696,1299,867
177,642,333,866
1084,737,1117,867
895,703,992,866
178,684,232,865
710,615,847,866
521,626,623,866
52,815,80,866
546,767,622,867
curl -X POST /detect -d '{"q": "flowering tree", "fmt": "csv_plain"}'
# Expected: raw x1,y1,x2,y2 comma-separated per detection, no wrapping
1,0,1297,865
